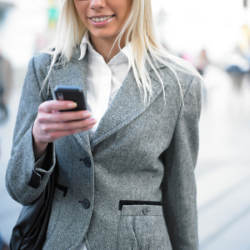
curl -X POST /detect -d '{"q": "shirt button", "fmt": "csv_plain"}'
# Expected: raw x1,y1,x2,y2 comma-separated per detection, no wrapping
80,157,92,168
79,199,91,209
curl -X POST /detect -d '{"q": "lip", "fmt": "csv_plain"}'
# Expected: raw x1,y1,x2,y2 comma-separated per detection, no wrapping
88,15,115,27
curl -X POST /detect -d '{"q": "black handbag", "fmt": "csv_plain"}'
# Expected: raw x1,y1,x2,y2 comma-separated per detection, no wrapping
9,166,57,250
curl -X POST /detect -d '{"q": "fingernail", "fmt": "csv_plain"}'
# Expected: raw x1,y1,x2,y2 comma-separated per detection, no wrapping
68,102,77,108
89,118,96,123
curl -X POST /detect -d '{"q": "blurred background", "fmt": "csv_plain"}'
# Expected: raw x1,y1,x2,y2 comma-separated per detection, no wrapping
0,0,250,249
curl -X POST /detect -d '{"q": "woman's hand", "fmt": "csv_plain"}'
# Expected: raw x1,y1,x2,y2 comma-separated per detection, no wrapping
32,100,96,158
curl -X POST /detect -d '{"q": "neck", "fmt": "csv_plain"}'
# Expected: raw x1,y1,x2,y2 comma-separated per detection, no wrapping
90,36,125,63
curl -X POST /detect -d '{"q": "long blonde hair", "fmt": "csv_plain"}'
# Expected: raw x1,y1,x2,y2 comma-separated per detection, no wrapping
46,0,199,103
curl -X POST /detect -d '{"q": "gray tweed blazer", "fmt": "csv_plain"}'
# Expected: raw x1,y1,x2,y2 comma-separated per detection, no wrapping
6,48,202,250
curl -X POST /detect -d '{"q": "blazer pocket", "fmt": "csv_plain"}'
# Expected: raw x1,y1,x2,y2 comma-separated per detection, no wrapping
117,202,172,250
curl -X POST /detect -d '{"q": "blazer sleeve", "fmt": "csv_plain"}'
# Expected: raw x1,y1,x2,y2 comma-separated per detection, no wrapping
5,56,56,206
162,76,202,250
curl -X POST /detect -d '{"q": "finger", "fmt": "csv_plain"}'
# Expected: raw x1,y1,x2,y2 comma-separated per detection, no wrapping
39,118,96,132
38,110,92,123
45,129,79,142
38,100,78,113
47,123,95,140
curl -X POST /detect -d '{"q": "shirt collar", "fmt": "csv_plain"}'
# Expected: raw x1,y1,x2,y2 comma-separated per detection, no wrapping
78,32,92,60
78,32,132,66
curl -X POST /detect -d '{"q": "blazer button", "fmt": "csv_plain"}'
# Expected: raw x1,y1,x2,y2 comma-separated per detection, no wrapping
80,157,91,168
142,207,150,215
79,199,91,209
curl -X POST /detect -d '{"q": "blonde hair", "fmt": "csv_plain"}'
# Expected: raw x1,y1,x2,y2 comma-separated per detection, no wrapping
46,0,199,103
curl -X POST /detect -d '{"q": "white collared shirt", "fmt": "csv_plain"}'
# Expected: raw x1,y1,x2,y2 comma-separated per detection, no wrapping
79,33,131,133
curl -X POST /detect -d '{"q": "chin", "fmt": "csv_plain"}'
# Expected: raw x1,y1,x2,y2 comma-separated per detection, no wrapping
91,30,118,41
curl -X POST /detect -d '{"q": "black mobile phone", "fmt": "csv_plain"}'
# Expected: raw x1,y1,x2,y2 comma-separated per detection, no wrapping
53,85,87,111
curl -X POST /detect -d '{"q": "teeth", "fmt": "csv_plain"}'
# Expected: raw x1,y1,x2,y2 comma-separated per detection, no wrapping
91,16,113,22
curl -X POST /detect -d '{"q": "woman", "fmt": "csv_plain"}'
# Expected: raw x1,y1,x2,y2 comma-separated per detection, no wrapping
6,0,202,249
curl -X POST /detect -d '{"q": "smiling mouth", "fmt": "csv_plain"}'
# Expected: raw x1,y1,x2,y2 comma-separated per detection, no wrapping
89,15,115,23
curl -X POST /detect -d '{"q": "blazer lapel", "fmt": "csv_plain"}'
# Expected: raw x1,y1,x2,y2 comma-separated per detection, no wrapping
91,64,170,149
48,55,91,153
